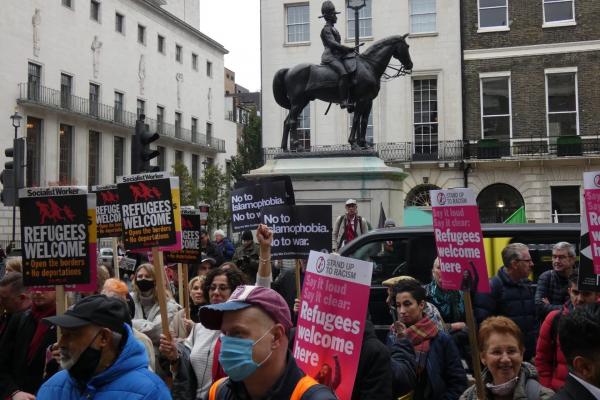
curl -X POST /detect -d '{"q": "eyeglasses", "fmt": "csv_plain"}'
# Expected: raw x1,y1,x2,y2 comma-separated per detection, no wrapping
552,254,572,260
209,284,231,292
516,258,533,263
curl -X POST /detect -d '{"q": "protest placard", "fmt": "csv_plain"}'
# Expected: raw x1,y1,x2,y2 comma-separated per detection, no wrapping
260,205,331,259
231,176,295,232
164,207,201,264
431,188,490,293
117,172,181,251
19,187,97,287
583,172,600,274
92,184,122,238
294,251,372,400
578,194,600,291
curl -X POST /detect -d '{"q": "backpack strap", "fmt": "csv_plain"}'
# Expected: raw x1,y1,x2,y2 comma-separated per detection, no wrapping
208,377,228,400
524,378,541,400
290,376,319,400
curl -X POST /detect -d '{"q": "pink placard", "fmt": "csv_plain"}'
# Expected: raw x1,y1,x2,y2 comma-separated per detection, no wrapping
583,172,600,274
293,251,373,400
431,188,490,293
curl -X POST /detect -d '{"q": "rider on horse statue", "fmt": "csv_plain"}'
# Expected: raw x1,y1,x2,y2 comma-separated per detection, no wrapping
319,1,356,112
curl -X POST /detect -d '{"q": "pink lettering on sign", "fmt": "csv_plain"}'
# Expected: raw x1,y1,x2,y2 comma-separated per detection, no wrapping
431,189,490,293
583,172,600,274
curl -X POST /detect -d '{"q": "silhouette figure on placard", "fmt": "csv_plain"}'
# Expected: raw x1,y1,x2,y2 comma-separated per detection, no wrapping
37,200,52,224
48,199,65,222
314,354,342,391
63,205,76,222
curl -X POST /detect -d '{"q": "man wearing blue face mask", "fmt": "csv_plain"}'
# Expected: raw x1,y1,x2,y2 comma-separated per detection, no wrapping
200,285,338,400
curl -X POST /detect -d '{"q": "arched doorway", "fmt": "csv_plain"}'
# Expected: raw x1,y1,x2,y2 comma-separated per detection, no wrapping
477,183,524,223
403,184,440,226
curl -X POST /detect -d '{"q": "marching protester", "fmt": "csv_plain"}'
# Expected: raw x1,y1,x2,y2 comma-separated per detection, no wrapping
534,242,576,321
233,230,260,284
170,275,207,340
4,256,23,274
199,285,338,399
159,266,247,400
552,303,600,400
198,257,217,276
475,243,539,360
36,295,170,399
0,272,31,340
214,229,235,262
535,271,600,391
460,316,554,400
333,199,370,252
200,230,224,268
390,279,467,400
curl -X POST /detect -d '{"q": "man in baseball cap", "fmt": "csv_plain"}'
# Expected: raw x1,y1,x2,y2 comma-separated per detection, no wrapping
200,286,337,399
333,198,370,252
37,295,170,399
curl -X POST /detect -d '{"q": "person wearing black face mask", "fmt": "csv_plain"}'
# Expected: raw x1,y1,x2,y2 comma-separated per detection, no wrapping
37,295,170,399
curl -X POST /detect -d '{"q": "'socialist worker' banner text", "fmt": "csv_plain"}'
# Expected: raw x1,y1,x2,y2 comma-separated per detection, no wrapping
117,172,182,251
584,171,600,274
431,188,490,293
164,207,201,264
20,187,97,287
294,251,373,400
92,184,122,238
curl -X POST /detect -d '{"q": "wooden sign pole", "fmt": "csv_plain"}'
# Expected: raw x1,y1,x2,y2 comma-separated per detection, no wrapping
177,263,184,306
295,259,302,299
55,285,66,341
112,237,120,279
151,247,171,340
182,263,190,320
464,289,486,400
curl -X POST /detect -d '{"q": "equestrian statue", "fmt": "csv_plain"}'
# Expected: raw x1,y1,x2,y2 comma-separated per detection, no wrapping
273,0,413,151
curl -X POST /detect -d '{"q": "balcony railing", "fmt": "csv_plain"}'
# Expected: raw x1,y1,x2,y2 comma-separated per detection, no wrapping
18,83,225,153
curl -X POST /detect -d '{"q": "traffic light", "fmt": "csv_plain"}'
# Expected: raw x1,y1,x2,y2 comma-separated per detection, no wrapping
1,138,25,206
131,115,160,174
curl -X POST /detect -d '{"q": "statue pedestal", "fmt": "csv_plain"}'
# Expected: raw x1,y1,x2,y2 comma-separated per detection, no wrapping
247,152,407,228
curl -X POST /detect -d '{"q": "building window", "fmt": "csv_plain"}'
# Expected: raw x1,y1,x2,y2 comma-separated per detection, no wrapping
137,99,145,119
191,117,198,143
115,13,125,33
551,186,580,223
157,34,165,53
480,74,511,140
175,112,182,138
286,4,310,43
59,124,73,184
62,0,73,9
192,154,199,184
157,146,166,171
114,91,124,123
410,0,436,33
546,70,578,136
478,0,508,29
347,0,372,38
89,83,99,117
192,53,198,71
60,73,73,110
206,122,213,145
413,79,438,155
138,24,146,45
27,62,42,101
175,150,183,165
88,131,100,186
206,61,213,77
297,105,311,150
157,106,165,134
543,0,574,24
114,136,124,181
176,45,182,63
26,117,42,187
90,0,100,22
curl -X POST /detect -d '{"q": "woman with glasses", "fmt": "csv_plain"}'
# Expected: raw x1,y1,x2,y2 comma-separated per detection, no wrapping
160,265,247,400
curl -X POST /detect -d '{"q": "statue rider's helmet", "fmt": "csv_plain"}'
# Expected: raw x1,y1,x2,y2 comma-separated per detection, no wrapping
320,1,340,20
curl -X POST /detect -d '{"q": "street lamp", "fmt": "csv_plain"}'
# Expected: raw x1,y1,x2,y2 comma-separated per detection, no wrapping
9,111,22,245
347,0,366,51
496,200,506,223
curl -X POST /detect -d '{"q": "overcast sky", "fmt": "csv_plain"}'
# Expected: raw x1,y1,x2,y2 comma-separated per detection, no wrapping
199,0,261,92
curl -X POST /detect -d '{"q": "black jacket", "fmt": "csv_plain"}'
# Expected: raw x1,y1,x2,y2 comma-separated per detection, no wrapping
202,240,224,267
388,335,417,398
551,374,597,400
0,310,57,397
352,320,394,400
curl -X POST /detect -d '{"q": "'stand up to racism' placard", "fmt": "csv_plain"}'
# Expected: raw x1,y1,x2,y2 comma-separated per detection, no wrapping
431,188,490,293
260,205,332,259
92,184,122,238
584,171,600,274
20,187,97,287
231,176,295,232
579,187,600,291
164,207,201,264
117,172,182,251
294,251,373,400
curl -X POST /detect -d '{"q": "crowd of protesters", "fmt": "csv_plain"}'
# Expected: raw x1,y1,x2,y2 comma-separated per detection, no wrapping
0,210,599,400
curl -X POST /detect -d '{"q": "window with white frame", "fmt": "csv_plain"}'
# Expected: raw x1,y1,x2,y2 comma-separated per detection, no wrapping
546,70,578,136
413,79,438,154
297,105,311,149
543,0,574,24
347,0,372,38
410,0,436,33
286,4,310,43
480,74,511,139
479,0,508,29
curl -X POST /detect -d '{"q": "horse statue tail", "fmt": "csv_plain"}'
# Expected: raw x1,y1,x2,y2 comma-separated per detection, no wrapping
273,68,291,109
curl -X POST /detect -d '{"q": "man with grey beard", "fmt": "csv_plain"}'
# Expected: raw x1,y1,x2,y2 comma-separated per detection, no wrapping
36,295,170,399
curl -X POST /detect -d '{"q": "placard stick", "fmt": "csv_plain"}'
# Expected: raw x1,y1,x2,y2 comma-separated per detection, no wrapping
55,285,66,341
151,247,171,340
295,259,302,298
112,237,120,279
177,263,184,306
463,289,486,400
183,263,190,319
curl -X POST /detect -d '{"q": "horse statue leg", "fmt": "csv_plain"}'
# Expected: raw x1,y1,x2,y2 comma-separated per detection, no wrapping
348,111,361,150
281,113,290,151
357,100,373,149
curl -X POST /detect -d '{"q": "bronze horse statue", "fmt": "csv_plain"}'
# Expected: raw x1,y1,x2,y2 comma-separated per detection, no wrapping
273,34,413,151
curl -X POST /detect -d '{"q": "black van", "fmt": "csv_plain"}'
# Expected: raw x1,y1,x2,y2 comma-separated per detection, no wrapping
339,223,581,340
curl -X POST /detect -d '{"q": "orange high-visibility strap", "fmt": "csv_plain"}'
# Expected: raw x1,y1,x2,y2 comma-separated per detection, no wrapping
208,377,228,400
290,376,319,400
